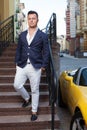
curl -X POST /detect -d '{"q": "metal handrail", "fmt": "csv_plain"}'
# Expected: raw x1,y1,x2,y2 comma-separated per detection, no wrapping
0,15,14,55
47,43,58,130
45,13,58,130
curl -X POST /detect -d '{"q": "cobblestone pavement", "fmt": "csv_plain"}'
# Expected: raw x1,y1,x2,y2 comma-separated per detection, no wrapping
57,55,87,130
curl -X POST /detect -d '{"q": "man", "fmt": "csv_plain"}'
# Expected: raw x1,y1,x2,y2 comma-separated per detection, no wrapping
14,10,50,121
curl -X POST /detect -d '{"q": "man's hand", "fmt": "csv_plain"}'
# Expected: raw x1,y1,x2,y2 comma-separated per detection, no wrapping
41,67,45,73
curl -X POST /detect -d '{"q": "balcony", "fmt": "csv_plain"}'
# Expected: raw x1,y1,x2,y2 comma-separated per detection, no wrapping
82,26,87,31
76,29,81,34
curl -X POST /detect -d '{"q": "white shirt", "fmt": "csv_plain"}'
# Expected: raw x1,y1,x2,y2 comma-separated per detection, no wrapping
26,27,38,63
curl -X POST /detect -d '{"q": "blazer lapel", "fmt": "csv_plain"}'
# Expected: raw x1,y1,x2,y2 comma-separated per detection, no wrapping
22,29,42,46
21,31,29,47
30,29,42,45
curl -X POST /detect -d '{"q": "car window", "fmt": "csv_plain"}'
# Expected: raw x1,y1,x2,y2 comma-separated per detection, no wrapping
79,68,87,86
73,68,81,84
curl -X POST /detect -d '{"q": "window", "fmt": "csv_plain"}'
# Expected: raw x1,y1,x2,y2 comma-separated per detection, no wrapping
79,68,87,86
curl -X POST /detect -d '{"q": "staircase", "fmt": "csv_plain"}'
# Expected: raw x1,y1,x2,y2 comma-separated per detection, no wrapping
0,44,60,130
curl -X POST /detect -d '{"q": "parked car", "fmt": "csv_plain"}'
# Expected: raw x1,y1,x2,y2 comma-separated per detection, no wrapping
59,52,64,57
58,67,87,130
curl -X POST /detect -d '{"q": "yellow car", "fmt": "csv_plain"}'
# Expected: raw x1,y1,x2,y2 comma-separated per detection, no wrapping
58,67,87,130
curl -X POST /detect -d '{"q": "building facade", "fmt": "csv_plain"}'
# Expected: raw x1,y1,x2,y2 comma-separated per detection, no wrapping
0,0,27,42
66,0,87,57
0,0,16,21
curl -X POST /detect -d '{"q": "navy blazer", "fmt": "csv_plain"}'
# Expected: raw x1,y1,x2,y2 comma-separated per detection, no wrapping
15,29,50,69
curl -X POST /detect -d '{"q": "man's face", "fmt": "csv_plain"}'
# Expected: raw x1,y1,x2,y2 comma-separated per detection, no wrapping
27,13,38,28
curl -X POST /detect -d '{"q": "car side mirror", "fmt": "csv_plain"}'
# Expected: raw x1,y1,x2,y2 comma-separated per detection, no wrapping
65,76,73,82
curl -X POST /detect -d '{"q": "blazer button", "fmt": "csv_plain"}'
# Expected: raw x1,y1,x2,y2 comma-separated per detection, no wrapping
27,53,29,55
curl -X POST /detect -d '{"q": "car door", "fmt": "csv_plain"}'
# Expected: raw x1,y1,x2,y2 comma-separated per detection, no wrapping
61,75,73,105
62,74,80,113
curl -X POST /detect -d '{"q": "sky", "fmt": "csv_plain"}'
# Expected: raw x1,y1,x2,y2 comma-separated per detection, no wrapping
20,0,67,36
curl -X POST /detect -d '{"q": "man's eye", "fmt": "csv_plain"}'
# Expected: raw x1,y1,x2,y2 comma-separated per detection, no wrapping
29,18,36,20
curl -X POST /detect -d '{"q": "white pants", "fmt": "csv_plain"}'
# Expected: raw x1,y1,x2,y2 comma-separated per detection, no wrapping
14,64,41,113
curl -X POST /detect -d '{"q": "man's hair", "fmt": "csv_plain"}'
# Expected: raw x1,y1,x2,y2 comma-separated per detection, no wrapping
27,10,38,18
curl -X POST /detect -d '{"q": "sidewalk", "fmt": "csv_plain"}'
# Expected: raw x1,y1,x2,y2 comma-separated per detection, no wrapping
63,53,78,59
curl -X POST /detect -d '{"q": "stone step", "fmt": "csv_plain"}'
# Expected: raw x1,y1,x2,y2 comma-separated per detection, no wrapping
1,47,15,52
0,62,15,68
0,114,60,130
0,57,15,62
0,74,47,83
0,67,46,75
0,83,48,92
0,102,52,116
0,92,49,103
2,44,17,51
2,51,16,56
0,62,14,64
0,68,16,75
4,47,16,52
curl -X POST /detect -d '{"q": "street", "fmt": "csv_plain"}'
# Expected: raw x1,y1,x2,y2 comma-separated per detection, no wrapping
57,55,87,130
60,54,87,74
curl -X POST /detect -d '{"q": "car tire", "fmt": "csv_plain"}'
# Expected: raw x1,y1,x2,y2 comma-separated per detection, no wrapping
58,84,64,107
70,111,86,130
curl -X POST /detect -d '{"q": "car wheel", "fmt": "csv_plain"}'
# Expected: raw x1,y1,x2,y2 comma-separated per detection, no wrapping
70,111,86,130
58,84,64,107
